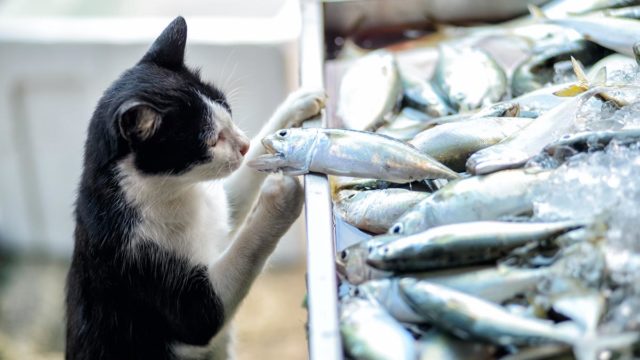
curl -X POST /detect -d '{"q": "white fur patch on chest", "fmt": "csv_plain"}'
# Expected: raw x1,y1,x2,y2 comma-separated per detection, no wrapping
118,158,231,265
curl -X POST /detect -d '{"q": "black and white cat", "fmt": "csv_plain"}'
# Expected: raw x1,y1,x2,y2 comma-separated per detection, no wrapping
65,16,325,360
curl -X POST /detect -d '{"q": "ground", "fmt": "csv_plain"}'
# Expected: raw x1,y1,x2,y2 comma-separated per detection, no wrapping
0,257,308,360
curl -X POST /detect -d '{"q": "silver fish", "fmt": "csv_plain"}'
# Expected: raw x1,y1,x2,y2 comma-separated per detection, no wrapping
511,40,610,97
409,117,533,172
541,0,640,18
334,188,430,234
431,44,508,112
587,53,637,79
417,330,495,360
376,107,436,141
399,279,582,346
417,102,522,130
390,169,551,235
248,128,460,182
403,76,455,118
544,128,640,156
337,235,396,285
340,295,417,360
601,5,640,19
466,87,606,175
337,50,402,131
359,265,555,322
368,220,584,272
533,5,640,57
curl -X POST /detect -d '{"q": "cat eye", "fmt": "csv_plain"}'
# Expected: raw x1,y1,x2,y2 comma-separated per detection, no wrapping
277,129,289,137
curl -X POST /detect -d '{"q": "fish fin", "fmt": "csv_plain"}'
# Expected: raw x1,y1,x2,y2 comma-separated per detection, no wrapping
553,85,590,97
572,57,590,88
553,58,591,97
528,4,548,20
572,332,639,360
590,66,607,87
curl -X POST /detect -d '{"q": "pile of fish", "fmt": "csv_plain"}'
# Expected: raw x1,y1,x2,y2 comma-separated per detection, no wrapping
250,0,640,359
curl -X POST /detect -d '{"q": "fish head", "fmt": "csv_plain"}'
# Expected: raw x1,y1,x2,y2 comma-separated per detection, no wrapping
388,210,427,236
247,128,317,174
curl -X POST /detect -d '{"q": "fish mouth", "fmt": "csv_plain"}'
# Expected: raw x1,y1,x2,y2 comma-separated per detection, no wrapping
247,153,287,172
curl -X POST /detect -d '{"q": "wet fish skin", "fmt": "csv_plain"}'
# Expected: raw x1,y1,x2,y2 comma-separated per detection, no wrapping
359,264,554,323
340,295,417,360
544,128,640,157
534,6,640,57
511,40,611,97
376,107,436,141
389,169,551,235
335,188,430,234
417,330,495,360
466,87,605,175
249,128,460,182
337,50,402,131
336,235,397,285
368,220,585,272
403,77,455,118
409,117,533,172
431,44,508,112
399,279,582,346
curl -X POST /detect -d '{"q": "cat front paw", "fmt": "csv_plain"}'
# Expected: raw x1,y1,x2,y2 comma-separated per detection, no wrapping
259,173,304,220
282,89,327,128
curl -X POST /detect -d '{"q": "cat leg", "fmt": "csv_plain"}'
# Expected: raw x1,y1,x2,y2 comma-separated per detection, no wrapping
211,173,304,318
224,89,326,229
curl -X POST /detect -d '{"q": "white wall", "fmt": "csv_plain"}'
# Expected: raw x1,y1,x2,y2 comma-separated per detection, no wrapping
0,1,305,265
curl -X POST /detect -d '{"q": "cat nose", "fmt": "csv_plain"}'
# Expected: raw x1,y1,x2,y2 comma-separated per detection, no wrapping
239,141,250,156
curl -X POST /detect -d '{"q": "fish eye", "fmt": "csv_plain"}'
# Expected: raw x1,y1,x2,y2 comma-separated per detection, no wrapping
278,129,289,137
353,288,360,297
390,223,403,234
340,249,349,260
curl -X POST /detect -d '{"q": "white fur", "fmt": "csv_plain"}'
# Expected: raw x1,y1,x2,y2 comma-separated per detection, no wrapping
116,89,325,360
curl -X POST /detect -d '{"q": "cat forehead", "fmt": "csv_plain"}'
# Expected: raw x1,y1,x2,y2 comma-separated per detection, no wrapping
198,93,232,126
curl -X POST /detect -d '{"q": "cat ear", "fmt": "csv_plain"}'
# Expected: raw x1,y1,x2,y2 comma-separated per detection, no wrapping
140,16,187,68
117,101,162,142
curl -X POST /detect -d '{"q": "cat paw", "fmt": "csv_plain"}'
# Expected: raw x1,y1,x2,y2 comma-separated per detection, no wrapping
259,173,304,219
282,89,327,128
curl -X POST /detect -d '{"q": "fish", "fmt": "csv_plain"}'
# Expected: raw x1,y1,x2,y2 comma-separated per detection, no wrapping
417,102,523,131
511,40,611,97
389,169,551,235
409,117,533,172
334,188,430,234
337,50,403,131
544,128,640,157
586,53,637,79
466,86,609,175
600,5,640,19
336,235,396,285
248,128,460,182
376,107,436,141
540,0,640,18
399,279,583,346
358,264,556,322
530,5,640,57
367,220,585,272
340,295,417,360
417,330,495,360
402,76,455,118
431,44,508,112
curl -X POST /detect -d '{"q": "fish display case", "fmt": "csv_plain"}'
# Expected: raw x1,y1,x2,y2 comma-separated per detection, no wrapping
301,0,640,359
300,0,540,358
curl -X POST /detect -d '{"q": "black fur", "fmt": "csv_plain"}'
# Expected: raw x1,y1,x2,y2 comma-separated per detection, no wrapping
66,17,227,360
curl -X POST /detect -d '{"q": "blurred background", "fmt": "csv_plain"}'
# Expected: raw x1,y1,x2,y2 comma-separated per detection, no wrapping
0,0,308,358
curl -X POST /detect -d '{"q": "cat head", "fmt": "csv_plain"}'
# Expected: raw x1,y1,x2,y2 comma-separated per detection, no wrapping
87,16,249,182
